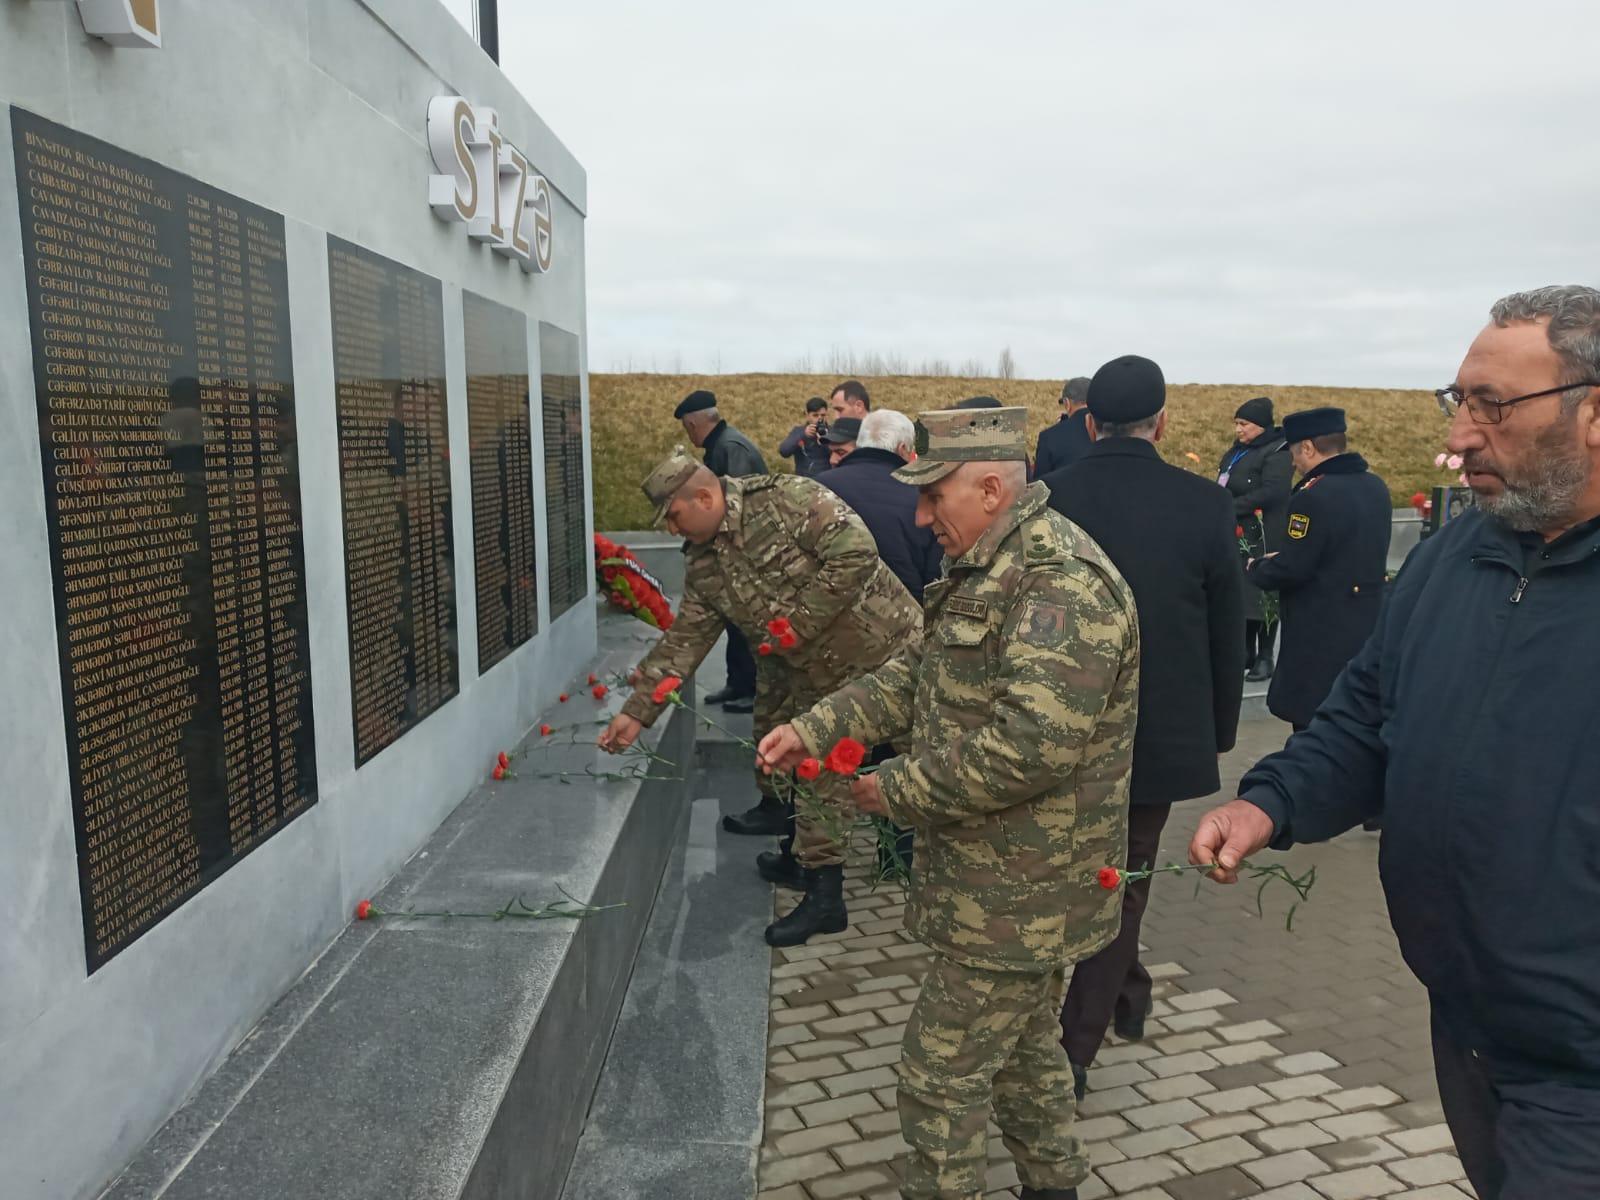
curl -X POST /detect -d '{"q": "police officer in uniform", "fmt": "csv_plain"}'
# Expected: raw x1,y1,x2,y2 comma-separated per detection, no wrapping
760,407,1140,1200
1247,407,1391,731
598,449,922,945
676,389,767,714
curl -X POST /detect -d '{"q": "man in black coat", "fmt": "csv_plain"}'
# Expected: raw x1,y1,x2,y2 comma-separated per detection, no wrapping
816,409,943,602
1191,284,1600,1200
1034,376,1093,476
1218,396,1293,680
1041,355,1245,1090
676,389,767,713
1246,407,1391,731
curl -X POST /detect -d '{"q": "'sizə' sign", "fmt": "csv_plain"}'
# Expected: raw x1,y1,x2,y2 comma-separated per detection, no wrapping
427,96,553,275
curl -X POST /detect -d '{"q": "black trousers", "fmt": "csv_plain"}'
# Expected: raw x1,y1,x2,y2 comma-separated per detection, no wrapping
1432,1006,1600,1199
724,621,757,698
1244,618,1278,664
1059,803,1171,1067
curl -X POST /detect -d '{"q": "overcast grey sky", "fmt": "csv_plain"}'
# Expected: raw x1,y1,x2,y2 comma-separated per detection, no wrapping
440,1,1597,386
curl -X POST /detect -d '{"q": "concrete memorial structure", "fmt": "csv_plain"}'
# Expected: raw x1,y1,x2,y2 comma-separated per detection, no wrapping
0,4,688,1199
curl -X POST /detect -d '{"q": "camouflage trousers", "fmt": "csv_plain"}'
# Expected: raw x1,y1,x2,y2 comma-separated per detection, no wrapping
754,661,851,869
898,954,1088,1200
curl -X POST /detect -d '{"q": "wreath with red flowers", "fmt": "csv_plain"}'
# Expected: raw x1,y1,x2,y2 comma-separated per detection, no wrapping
594,535,675,630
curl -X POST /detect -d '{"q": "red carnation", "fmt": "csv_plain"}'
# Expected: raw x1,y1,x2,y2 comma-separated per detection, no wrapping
492,765,506,781
1253,508,1263,517
823,737,868,776
497,751,510,769
592,684,608,699
1097,867,1121,890
540,724,552,736
1235,525,1245,537
778,629,799,651
559,693,569,703
1410,491,1428,512
652,676,683,704
355,900,374,920
588,674,598,685
796,758,822,781
758,643,773,656
766,616,792,638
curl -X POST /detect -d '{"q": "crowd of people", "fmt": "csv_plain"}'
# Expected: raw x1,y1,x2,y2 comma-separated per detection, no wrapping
599,283,1600,1200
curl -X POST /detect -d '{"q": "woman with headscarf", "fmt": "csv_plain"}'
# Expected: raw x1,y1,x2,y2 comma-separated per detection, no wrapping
1217,396,1292,680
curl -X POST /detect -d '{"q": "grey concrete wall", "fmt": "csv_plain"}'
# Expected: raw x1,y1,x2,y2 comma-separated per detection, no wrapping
0,3,592,1198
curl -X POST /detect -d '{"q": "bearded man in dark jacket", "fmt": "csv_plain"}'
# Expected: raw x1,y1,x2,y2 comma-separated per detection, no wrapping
1191,285,1600,1200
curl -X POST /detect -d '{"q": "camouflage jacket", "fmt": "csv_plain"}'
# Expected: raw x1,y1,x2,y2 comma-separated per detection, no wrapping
622,474,923,724
791,483,1141,972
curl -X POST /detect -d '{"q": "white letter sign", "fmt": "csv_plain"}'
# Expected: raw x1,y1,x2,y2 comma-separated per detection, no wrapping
427,96,553,275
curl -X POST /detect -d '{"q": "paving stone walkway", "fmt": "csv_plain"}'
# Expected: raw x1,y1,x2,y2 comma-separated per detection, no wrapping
754,715,1474,1200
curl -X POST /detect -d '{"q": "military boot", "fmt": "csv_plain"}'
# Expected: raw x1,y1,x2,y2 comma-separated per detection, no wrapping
765,865,848,946
722,794,788,836
1019,1188,1078,1200
756,848,806,891
1245,652,1274,682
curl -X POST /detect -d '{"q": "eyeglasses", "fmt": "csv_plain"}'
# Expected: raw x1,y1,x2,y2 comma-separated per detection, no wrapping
1436,381,1600,424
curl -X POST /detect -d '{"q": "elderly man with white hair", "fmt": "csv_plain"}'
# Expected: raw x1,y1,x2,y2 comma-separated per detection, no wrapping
818,408,944,602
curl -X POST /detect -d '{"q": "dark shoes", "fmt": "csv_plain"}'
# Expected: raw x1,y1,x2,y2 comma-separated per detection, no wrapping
703,685,737,705
1113,997,1152,1043
757,849,806,891
722,695,754,714
1071,1062,1088,1103
765,865,848,946
1019,1189,1078,1200
1245,654,1275,682
1362,815,1383,832
722,795,788,836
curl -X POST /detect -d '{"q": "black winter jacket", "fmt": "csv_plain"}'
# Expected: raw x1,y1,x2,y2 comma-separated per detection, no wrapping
1043,438,1244,804
816,448,944,602
1242,508,1600,1083
1219,430,1293,621
1247,454,1391,727
702,421,767,479
1034,410,1092,478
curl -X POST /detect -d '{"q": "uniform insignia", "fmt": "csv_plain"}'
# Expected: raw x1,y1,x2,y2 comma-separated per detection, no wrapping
1015,599,1069,647
945,595,988,620
1288,513,1311,539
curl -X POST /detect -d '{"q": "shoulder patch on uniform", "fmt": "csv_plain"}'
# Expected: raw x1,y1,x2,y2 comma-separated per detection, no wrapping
945,594,989,620
1014,598,1070,647
1287,513,1311,539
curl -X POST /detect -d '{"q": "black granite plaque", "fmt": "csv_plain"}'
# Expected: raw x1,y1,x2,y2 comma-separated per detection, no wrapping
465,293,537,673
328,237,459,765
11,106,318,972
540,323,587,621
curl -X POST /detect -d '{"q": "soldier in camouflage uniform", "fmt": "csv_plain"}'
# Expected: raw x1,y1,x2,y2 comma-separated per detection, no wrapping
598,449,923,945
760,408,1141,1200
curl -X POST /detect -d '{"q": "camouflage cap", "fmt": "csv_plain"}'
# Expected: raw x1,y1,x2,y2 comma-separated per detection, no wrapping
893,406,1030,485
640,446,701,526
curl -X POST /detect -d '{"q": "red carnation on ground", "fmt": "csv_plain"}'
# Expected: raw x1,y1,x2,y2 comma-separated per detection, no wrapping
492,765,506,781
778,630,799,650
766,617,792,638
1097,867,1121,890
540,724,552,736
592,684,608,699
355,900,374,920
559,693,569,703
497,752,510,769
588,674,598,685
758,643,773,656
652,676,683,704
823,737,868,776
796,758,822,781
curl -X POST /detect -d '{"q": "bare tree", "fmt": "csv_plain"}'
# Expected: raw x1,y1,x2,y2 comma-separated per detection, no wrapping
997,346,1017,381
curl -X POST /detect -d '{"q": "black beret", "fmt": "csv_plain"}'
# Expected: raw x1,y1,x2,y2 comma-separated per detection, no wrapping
674,389,717,418
822,417,861,445
955,395,1001,410
1282,407,1346,443
1086,355,1165,425
1234,396,1274,428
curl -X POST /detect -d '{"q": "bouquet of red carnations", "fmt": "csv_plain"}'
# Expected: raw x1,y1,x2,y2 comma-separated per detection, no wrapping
594,534,675,630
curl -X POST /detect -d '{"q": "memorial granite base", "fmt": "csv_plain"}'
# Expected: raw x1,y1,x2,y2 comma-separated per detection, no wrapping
100,646,694,1200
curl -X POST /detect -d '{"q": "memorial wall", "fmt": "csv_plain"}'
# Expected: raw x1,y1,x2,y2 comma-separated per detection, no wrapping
0,3,591,1196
